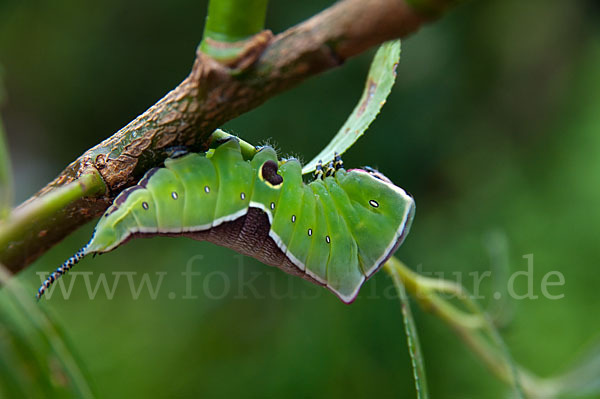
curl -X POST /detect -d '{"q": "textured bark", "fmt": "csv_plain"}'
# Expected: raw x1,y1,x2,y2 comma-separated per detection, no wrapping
1,0,447,273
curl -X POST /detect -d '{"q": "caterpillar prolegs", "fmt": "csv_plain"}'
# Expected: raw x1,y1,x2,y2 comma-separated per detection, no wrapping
37,139,415,303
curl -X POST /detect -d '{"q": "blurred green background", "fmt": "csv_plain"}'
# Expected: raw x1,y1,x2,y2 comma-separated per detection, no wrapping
1,0,600,398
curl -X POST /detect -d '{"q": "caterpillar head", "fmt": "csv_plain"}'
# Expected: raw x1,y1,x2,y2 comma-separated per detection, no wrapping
346,166,408,198
341,167,415,232
336,167,415,282
357,166,394,184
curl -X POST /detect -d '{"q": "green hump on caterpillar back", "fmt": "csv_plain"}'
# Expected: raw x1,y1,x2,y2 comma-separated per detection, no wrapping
37,139,415,304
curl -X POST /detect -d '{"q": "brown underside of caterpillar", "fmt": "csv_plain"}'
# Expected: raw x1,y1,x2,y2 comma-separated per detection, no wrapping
129,208,324,287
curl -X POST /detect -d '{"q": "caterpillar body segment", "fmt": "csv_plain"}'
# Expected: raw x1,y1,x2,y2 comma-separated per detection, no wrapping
38,139,415,303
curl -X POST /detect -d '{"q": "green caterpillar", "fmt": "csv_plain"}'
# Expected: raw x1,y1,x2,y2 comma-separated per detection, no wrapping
37,139,415,303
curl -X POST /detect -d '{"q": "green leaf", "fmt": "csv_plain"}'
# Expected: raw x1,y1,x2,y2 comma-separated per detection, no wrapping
388,261,429,399
0,266,96,398
302,40,401,174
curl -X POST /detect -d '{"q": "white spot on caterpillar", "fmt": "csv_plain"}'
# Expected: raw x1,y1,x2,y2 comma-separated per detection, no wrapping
308,228,312,236
326,235,331,244
171,191,178,200
240,192,246,200
369,199,379,208
204,186,210,193
291,215,296,223
142,202,149,210
270,202,275,210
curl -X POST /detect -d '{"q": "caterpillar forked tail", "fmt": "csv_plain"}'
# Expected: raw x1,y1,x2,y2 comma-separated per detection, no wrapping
36,244,89,301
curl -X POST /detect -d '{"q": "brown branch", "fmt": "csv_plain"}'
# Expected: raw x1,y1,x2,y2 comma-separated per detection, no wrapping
0,0,450,273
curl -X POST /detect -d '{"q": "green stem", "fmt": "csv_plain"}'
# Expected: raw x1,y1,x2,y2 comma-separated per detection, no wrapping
208,129,257,160
384,259,483,329
0,171,105,253
200,0,269,62
383,257,552,398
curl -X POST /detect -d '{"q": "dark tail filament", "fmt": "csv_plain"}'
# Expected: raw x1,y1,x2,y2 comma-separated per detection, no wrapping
36,246,88,301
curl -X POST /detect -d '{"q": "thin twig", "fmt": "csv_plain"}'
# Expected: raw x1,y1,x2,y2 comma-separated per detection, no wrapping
383,257,555,398
0,171,105,264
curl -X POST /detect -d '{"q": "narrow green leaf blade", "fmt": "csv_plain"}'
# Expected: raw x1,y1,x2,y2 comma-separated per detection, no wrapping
0,266,96,398
389,261,429,399
302,40,401,174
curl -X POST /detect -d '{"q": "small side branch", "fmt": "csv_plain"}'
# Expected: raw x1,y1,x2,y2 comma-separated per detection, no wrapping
0,171,105,274
384,258,556,398
200,0,270,64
